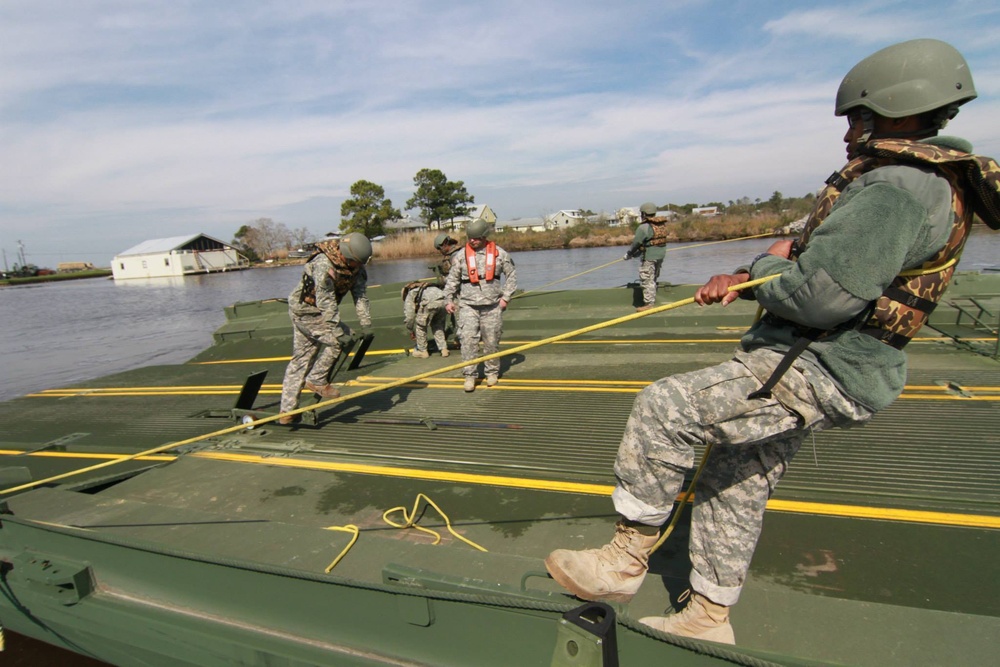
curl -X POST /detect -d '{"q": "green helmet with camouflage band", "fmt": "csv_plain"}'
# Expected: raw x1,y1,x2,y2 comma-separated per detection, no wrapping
466,218,490,239
434,233,457,250
339,233,373,264
836,39,977,143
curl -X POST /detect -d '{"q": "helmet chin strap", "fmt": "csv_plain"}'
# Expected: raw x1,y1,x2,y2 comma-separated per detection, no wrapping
857,109,875,144
859,107,943,146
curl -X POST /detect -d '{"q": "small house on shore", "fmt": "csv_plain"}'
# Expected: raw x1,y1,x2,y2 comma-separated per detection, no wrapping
111,234,249,281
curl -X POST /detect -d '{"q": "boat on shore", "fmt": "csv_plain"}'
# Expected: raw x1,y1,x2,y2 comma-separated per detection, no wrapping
0,273,998,666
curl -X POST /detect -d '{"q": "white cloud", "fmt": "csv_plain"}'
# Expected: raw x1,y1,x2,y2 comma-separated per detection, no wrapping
0,0,998,265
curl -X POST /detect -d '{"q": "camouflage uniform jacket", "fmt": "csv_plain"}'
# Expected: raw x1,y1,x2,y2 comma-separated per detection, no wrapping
288,253,372,329
443,244,517,307
403,283,446,333
742,136,982,411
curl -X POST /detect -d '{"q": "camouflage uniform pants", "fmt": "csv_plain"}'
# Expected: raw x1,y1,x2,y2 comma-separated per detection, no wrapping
639,259,663,305
612,348,873,605
457,302,504,378
415,304,449,353
280,312,344,413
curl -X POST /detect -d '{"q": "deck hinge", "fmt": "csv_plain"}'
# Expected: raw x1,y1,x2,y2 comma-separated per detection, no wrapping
14,552,95,605
551,602,619,667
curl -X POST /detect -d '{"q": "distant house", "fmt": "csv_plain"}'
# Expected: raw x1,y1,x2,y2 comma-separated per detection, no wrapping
111,233,249,281
617,206,678,226
617,207,641,226
435,204,498,231
692,206,721,217
384,213,427,234
546,210,587,229
497,217,547,233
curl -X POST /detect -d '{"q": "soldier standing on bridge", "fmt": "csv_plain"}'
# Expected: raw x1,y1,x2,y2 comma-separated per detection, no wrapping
625,202,670,311
278,233,373,424
444,219,517,393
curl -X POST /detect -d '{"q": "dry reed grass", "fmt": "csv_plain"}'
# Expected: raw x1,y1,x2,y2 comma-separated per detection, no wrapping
369,214,786,260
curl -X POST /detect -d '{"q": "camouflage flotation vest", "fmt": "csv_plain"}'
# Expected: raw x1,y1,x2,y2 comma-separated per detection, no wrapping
299,239,362,306
797,139,1000,348
749,139,1000,400
401,280,429,304
644,217,672,247
432,252,455,286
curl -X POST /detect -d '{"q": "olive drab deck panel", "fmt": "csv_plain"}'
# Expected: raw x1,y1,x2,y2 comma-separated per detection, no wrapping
1,276,998,666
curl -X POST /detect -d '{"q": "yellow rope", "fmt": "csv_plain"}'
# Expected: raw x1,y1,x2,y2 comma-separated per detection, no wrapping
665,232,775,252
647,255,961,552
0,274,780,496
382,493,488,552
515,231,776,299
322,524,359,572
899,256,958,277
651,443,714,553
514,257,625,298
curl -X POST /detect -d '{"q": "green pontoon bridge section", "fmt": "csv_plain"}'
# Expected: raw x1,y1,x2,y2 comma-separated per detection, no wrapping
1,279,998,666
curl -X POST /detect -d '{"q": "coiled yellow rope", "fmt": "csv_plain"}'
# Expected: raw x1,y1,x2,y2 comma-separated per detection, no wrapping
383,493,488,552
321,494,486,572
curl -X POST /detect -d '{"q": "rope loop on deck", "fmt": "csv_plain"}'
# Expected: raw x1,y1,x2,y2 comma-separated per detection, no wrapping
383,493,488,552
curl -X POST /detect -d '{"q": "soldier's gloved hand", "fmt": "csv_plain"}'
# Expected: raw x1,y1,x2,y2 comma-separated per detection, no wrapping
623,251,635,261
335,324,354,347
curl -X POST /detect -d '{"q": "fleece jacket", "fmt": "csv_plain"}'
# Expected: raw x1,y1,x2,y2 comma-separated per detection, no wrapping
741,136,971,411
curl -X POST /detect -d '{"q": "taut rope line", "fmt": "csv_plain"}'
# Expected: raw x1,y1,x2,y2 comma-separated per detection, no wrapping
516,232,776,299
1,275,779,496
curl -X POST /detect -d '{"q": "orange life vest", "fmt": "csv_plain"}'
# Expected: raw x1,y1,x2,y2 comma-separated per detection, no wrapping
464,242,497,283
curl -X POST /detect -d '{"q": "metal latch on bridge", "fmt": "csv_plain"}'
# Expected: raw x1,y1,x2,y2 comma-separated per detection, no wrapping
14,552,95,605
551,601,619,667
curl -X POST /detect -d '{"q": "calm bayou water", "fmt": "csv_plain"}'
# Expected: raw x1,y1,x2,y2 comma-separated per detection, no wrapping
2,231,999,403
0,238,770,402
0,232,998,663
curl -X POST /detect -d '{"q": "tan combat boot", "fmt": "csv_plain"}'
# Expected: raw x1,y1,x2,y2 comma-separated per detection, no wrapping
485,374,498,387
639,592,735,644
411,349,430,358
463,377,476,392
305,381,340,399
545,520,659,603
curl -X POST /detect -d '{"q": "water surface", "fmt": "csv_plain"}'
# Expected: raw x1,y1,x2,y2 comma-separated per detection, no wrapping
2,232,998,402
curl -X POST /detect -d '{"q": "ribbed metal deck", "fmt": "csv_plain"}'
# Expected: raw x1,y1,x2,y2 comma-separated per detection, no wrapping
2,280,998,667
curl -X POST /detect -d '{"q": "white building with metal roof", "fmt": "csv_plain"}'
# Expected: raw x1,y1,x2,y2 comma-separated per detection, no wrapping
111,234,249,280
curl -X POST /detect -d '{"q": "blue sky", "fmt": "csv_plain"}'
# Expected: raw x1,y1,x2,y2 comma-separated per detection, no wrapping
1,1,998,267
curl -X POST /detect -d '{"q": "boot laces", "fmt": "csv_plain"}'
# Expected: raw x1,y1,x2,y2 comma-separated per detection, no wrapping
599,522,645,563
671,591,728,629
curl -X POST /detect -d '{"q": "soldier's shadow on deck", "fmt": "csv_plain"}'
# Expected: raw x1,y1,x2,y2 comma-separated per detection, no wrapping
320,383,417,425
499,353,526,376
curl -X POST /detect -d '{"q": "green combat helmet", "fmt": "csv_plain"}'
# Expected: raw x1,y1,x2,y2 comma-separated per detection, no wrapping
466,218,490,239
339,233,373,264
640,202,657,217
434,233,457,250
836,39,976,129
